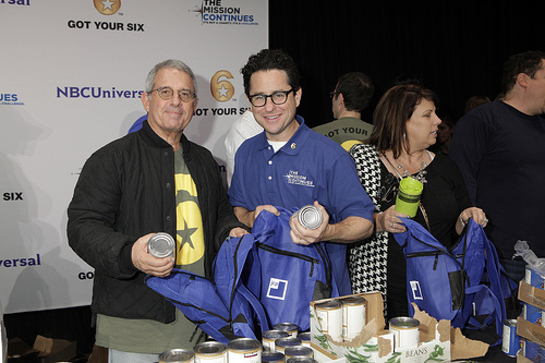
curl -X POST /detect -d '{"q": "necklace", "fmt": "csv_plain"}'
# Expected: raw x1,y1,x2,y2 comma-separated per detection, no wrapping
385,151,428,184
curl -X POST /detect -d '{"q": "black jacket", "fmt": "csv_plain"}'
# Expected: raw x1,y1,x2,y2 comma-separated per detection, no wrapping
67,121,243,323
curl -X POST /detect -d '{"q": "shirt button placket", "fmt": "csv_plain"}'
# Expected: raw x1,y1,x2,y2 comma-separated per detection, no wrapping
267,159,273,181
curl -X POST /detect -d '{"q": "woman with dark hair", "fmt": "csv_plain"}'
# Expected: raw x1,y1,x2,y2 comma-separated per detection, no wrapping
348,84,488,319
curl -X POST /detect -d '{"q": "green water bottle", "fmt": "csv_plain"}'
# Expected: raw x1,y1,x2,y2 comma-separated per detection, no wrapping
395,177,423,218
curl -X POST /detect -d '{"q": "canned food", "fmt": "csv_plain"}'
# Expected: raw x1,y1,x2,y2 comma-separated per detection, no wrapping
285,358,316,363
274,337,302,353
159,349,195,363
523,303,543,326
339,296,366,341
273,323,299,337
502,319,520,358
315,300,342,341
262,330,289,352
291,205,323,230
389,317,420,350
525,265,545,288
228,338,262,363
262,351,285,363
194,341,227,363
148,232,175,258
284,346,313,359
297,332,311,347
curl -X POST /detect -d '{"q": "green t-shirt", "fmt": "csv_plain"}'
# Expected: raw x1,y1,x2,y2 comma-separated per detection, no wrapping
95,147,206,353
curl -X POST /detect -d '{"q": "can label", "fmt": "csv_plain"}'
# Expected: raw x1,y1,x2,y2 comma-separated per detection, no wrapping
340,296,366,341
262,330,289,352
525,265,545,288
315,300,342,341
389,317,420,351
227,338,262,363
297,332,311,347
502,319,520,358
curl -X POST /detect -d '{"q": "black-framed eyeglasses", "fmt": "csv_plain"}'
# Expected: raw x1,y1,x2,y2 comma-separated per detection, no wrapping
148,86,196,102
329,90,339,99
248,89,294,107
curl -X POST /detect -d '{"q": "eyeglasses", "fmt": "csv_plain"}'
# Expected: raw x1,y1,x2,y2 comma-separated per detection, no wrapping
148,86,196,102
329,91,339,99
248,89,294,107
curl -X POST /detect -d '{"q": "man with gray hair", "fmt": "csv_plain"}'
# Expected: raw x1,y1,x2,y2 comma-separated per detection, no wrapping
68,59,246,362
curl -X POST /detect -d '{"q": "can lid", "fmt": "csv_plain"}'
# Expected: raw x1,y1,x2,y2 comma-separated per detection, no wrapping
273,322,299,331
285,346,313,356
339,296,366,305
286,358,316,363
227,338,261,351
194,341,227,354
315,299,342,309
148,232,175,258
389,316,420,328
275,337,302,348
158,349,194,362
296,205,323,230
298,332,311,341
263,329,290,340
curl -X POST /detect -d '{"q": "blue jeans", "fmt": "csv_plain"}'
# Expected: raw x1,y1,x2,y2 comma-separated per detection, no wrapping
109,349,159,363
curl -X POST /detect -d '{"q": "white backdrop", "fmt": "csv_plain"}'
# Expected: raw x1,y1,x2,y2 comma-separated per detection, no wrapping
0,0,268,314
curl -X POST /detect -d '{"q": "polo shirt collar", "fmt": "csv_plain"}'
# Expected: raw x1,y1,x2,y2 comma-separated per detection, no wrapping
255,115,309,156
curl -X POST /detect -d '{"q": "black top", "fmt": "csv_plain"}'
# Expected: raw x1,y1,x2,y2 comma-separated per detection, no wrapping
381,154,471,319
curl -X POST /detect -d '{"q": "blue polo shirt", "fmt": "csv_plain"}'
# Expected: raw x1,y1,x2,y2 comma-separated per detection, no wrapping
229,118,374,295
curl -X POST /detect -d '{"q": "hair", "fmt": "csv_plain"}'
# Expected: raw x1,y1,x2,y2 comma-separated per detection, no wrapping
145,59,198,97
501,50,545,94
241,49,301,96
367,84,438,158
464,95,491,114
335,72,374,112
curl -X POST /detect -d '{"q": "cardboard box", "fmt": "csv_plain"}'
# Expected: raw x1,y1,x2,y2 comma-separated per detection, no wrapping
8,335,76,363
309,292,488,363
519,280,545,311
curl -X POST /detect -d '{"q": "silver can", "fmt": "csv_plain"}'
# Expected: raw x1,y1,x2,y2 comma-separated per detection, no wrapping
228,338,262,363
339,296,367,341
148,232,175,258
285,358,316,363
272,323,299,337
315,300,343,341
291,205,323,230
159,349,195,363
502,319,520,358
274,337,302,354
262,329,289,352
261,351,285,363
297,332,311,347
389,317,420,351
194,341,227,363
284,346,313,359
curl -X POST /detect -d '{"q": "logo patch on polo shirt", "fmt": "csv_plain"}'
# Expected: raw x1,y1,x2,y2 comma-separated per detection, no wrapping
284,170,315,188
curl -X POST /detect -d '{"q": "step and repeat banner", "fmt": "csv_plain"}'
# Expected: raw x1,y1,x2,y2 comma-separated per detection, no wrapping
0,0,268,314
